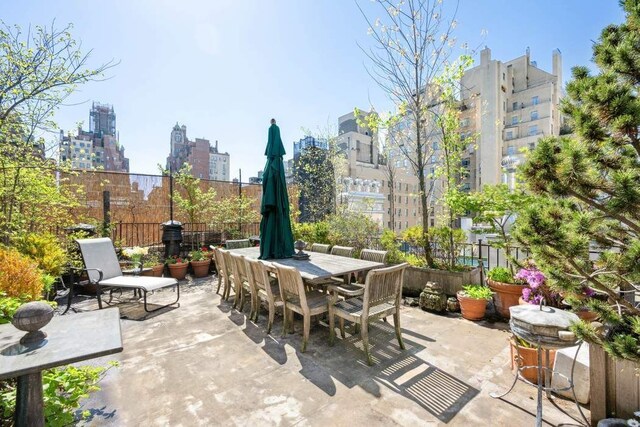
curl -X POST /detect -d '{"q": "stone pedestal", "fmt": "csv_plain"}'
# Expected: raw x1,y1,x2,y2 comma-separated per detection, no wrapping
419,282,447,313
551,344,590,404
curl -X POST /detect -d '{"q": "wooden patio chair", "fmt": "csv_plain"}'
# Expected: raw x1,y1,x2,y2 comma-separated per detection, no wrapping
213,248,229,299
245,258,282,334
219,249,236,302
230,252,252,311
225,239,250,249
309,243,331,254
329,249,389,297
75,237,180,313
273,263,329,352
330,245,355,258
328,262,408,365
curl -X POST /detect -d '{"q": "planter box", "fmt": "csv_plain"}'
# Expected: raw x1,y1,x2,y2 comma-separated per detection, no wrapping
589,344,640,426
403,266,481,297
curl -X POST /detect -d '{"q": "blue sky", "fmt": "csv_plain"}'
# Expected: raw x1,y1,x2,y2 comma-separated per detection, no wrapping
4,1,624,180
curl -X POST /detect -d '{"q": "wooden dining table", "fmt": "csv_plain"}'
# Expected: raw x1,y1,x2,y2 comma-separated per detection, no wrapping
228,247,385,284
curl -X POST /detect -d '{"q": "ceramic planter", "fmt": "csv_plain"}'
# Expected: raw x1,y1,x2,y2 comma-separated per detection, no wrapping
509,338,556,384
168,262,188,280
456,292,488,321
487,279,527,318
190,259,210,278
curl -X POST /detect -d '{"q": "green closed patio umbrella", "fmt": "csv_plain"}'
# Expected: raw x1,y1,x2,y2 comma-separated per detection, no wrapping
259,119,294,259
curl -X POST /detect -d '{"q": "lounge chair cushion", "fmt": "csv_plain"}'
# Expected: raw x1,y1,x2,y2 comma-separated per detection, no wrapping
100,276,178,292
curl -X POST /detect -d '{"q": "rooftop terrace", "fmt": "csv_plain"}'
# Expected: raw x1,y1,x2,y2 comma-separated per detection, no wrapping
74,278,587,426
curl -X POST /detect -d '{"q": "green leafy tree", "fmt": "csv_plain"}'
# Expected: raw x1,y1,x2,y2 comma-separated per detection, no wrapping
515,0,640,361
295,141,336,223
326,206,380,253
0,21,114,243
357,0,471,267
213,194,260,239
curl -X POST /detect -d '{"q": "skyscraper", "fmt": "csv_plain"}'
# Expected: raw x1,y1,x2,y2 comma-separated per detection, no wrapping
59,102,129,172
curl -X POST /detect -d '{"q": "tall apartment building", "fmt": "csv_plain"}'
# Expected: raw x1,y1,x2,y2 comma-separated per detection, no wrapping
459,47,563,191
336,110,421,230
293,136,335,223
166,123,230,181
59,102,129,172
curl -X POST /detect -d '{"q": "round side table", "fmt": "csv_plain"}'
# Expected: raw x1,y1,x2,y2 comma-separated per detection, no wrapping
491,304,589,427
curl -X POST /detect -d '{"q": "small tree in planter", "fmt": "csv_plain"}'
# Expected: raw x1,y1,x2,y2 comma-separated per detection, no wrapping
457,284,493,321
515,0,640,365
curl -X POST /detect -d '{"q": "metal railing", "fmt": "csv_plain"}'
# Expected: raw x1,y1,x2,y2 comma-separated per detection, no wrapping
110,222,261,248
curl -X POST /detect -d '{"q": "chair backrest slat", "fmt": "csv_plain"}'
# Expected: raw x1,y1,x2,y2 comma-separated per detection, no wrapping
246,258,276,301
226,239,250,249
362,263,408,317
360,249,387,264
273,263,307,307
220,249,235,279
310,243,330,254
230,252,248,283
330,245,354,258
213,247,227,281
76,238,123,282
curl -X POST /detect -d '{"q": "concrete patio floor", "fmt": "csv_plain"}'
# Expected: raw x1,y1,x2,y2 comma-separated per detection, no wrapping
76,277,589,426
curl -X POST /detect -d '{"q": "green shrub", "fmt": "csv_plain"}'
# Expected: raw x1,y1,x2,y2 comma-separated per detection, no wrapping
487,266,514,284
292,221,329,245
326,208,379,252
380,229,404,264
0,362,119,426
12,233,68,277
461,284,493,300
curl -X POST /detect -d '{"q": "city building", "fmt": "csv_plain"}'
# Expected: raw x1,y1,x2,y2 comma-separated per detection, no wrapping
459,47,563,191
166,123,230,181
209,140,230,181
336,110,420,231
59,102,129,172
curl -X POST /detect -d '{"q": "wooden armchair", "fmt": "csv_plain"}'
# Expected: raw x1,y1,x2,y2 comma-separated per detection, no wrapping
309,243,331,254
273,263,329,352
328,262,408,365
245,258,282,334
219,249,236,302
330,245,355,258
230,252,252,311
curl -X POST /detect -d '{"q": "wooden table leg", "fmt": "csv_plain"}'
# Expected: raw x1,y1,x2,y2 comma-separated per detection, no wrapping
15,371,44,427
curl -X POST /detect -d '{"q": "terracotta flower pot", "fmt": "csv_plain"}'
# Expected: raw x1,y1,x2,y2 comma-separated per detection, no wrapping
190,260,210,278
487,279,527,318
576,308,599,322
168,262,188,280
509,338,556,384
457,292,488,321
152,264,164,277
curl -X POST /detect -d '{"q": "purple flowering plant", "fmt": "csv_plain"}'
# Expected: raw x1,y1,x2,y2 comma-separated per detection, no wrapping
516,265,562,306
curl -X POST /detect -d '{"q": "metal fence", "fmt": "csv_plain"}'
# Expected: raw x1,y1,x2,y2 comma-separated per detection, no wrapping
111,222,261,248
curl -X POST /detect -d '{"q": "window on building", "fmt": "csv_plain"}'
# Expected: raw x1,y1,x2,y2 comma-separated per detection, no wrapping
432,142,439,150
387,194,391,201
512,102,518,111
506,130,513,140
388,221,391,228
461,158,470,167
405,221,409,229
405,208,408,216
405,184,409,192
532,96,539,105
531,110,539,120
405,196,408,204
507,146,516,156
511,116,518,125
430,219,435,227
529,125,538,136
529,142,536,150
502,72,505,80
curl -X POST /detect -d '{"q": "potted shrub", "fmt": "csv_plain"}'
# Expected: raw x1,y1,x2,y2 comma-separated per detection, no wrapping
142,254,164,277
189,249,210,278
166,256,188,280
486,266,526,318
457,284,493,321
